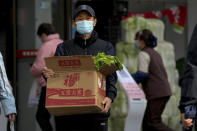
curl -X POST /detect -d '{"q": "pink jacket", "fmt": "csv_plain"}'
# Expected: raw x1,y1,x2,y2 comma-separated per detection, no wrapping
30,34,63,87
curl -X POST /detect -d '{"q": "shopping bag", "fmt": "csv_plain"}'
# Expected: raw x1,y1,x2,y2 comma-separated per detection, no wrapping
28,79,41,107
10,121,15,131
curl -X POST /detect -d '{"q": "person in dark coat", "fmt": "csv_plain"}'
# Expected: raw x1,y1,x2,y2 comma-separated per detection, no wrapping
179,24,197,131
42,5,117,131
132,29,173,131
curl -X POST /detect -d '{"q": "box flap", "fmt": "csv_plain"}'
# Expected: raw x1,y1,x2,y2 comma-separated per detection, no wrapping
45,55,96,72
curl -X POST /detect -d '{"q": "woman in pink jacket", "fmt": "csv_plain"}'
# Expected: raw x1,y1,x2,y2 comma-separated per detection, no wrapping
30,23,63,131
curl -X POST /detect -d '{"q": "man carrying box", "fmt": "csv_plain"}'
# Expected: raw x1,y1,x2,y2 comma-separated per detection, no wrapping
43,4,117,131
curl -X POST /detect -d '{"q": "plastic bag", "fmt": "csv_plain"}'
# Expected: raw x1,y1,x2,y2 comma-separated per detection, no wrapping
28,79,41,107
10,121,15,131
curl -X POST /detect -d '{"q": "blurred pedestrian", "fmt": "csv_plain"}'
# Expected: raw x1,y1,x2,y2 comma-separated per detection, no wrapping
30,23,63,131
132,29,173,131
179,24,197,131
0,52,16,122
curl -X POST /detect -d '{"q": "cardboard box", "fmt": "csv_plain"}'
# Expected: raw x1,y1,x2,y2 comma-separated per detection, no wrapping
45,55,108,116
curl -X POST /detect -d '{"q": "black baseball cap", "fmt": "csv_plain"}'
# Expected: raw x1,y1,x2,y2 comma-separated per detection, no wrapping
73,5,96,19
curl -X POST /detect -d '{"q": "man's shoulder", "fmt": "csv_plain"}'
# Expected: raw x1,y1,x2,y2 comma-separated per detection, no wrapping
97,38,111,44
63,39,74,45
96,38,113,47
57,39,73,47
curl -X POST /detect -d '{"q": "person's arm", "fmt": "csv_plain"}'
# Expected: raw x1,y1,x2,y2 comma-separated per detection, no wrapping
54,43,66,56
178,97,187,113
102,42,117,113
132,71,148,84
0,53,16,121
30,44,51,77
104,42,117,101
179,97,194,129
132,51,150,83
181,113,193,129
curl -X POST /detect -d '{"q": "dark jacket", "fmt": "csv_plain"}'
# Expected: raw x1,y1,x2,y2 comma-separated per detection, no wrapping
179,62,197,113
142,47,172,100
179,63,197,99
54,31,117,119
179,24,197,113
187,24,197,65
179,63,197,113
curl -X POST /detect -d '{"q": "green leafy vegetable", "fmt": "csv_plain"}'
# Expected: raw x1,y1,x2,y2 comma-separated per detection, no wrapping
93,53,123,71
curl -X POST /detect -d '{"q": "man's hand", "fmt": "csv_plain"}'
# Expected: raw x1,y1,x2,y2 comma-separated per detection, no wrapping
8,113,16,122
181,113,193,129
101,97,112,113
183,119,193,129
42,67,55,78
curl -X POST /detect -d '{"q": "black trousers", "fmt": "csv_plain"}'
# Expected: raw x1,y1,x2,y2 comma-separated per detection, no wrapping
36,87,53,131
55,115,108,131
143,96,174,131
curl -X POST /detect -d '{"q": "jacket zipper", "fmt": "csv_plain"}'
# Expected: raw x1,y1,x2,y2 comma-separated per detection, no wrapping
84,39,88,55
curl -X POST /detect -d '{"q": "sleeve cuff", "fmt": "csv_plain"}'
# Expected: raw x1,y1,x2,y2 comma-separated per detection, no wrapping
1,96,17,116
42,73,47,81
106,92,116,102
178,105,185,113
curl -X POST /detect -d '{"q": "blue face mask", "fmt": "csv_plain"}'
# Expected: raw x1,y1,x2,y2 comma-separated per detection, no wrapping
134,40,139,49
76,20,94,35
